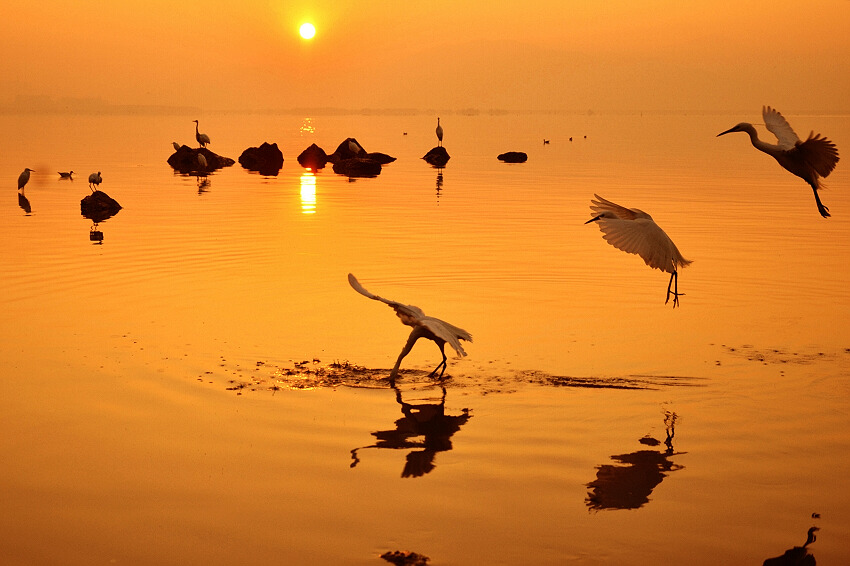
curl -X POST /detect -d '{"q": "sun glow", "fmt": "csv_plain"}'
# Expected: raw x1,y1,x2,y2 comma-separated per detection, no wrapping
299,23,316,40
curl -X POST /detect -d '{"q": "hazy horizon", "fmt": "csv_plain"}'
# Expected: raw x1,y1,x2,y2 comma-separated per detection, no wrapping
3,1,848,116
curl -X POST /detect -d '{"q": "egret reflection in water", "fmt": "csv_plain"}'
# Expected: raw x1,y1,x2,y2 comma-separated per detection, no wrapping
300,172,317,214
350,385,471,478
586,411,683,511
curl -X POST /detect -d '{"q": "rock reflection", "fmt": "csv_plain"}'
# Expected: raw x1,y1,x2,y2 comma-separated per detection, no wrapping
763,526,818,566
351,385,471,478
586,411,683,510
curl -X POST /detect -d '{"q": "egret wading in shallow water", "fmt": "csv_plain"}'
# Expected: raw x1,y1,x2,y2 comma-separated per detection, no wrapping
348,273,472,384
88,171,102,192
586,194,692,307
58,170,74,179
17,168,35,190
435,117,443,147
718,106,839,218
193,120,211,148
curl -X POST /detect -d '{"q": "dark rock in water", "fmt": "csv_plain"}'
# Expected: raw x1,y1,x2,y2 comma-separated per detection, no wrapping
365,152,396,165
423,146,450,167
297,143,329,170
380,550,430,566
239,142,284,175
498,151,528,163
328,137,366,163
167,145,234,173
332,158,382,178
81,190,122,223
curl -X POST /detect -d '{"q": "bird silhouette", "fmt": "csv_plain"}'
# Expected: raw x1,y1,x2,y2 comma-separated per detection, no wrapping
88,171,102,192
196,152,207,171
718,106,839,218
586,194,692,307
17,168,35,191
348,273,471,383
193,120,211,148
58,170,74,179
435,117,443,147
172,141,181,152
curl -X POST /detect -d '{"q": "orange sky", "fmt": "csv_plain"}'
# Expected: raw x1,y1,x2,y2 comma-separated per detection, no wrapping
2,0,848,113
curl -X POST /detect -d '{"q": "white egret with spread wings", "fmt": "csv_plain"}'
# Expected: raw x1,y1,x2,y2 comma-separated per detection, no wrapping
718,106,839,218
586,195,692,307
348,273,471,383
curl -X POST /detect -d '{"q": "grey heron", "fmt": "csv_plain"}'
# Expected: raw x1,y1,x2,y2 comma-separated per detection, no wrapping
17,168,35,190
193,120,211,148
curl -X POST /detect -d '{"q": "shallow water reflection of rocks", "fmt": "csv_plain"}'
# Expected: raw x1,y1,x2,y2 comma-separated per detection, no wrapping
351,385,471,478
586,411,684,511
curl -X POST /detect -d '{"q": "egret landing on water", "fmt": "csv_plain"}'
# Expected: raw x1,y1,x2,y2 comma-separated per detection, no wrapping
88,171,102,192
17,168,35,190
586,194,692,308
435,117,443,147
718,106,839,218
348,273,472,384
193,120,211,148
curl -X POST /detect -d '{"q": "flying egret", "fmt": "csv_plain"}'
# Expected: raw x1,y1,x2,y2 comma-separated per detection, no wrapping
348,273,472,383
718,106,839,218
586,194,692,307
172,141,181,152
435,117,443,147
88,171,102,192
17,168,35,190
193,120,211,148
58,170,74,179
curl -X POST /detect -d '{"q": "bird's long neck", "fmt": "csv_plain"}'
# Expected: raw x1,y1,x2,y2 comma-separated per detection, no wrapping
195,122,200,135
742,123,782,156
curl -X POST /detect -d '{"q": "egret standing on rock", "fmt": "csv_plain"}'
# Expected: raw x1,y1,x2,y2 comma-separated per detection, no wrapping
586,194,692,307
17,168,35,191
88,171,102,192
718,106,839,218
193,120,211,148
348,273,472,383
435,117,443,147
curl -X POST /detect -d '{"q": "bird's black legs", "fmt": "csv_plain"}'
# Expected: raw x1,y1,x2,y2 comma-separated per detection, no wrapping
429,343,448,378
665,270,683,308
812,186,831,218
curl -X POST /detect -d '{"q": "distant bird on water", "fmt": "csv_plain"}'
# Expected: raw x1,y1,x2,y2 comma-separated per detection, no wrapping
58,170,74,179
88,171,102,192
586,194,692,307
435,117,443,147
543,139,550,145
718,106,839,218
348,273,472,383
17,168,35,191
193,120,211,148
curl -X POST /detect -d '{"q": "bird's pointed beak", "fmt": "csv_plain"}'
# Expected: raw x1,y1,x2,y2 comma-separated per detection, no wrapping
716,127,737,137
584,214,603,224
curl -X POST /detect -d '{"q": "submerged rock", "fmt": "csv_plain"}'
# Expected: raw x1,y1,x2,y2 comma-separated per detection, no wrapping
239,142,284,175
365,152,396,165
422,146,450,167
81,190,122,223
332,158,382,178
167,145,235,173
497,151,528,163
297,143,329,170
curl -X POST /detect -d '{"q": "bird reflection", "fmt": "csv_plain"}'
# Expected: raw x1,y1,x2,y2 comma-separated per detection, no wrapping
89,222,104,244
350,385,471,478
435,167,444,199
763,526,819,566
586,411,683,510
18,192,32,214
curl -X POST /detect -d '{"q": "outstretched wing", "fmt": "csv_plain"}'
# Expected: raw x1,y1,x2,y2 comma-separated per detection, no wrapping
792,132,840,178
348,273,425,320
763,106,800,150
590,194,643,220
421,316,472,357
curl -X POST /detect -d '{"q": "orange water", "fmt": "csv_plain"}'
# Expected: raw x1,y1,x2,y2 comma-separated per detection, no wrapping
1,112,848,564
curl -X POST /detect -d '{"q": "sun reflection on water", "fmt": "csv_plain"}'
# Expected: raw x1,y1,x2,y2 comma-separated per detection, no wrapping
300,172,317,214
299,117,315,135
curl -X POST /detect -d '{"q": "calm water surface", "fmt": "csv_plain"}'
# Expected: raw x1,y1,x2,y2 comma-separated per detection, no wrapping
1,112,849,565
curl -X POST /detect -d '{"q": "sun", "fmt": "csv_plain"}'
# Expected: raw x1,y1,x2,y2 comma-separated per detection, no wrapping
299,23,316,40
